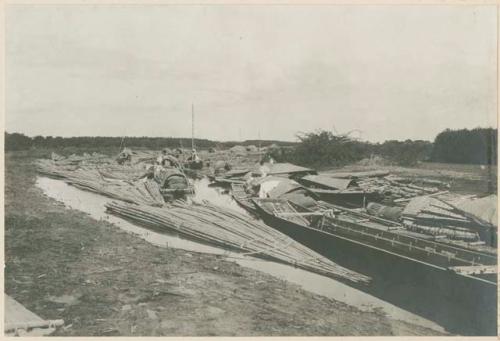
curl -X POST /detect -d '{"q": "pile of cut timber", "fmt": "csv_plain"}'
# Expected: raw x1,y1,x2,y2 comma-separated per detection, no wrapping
401,196,482,241
356,175,448,203
105,200,371,284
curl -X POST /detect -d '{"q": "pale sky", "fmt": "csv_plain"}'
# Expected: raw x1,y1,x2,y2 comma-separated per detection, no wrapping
6,5,498,142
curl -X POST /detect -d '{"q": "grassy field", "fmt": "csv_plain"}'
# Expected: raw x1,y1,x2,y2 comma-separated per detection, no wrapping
4,150,449,336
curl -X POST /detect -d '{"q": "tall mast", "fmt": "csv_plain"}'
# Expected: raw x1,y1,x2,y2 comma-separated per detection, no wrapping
191,104,194,150
258,130,262,162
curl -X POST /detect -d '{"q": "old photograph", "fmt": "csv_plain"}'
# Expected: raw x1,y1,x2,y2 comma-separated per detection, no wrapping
4,3,498,337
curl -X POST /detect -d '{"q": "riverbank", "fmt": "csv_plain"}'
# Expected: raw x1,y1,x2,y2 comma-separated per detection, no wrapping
5,151,447,336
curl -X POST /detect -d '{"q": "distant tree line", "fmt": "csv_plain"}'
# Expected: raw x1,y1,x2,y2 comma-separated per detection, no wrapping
4,133,295,152
430,128,497,165
5,127,497,166
266,128,496,168
5,133,33,151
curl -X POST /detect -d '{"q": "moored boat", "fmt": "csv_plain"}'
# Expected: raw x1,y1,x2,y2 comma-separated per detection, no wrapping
230,183,259,215
252,197,497,335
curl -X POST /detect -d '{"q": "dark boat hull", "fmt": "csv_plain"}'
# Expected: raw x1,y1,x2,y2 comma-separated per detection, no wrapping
185,160,204,170
313,190,381,208
254,202,497,336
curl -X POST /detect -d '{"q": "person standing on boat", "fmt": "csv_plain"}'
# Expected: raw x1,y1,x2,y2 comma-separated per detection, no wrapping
187,149,201,163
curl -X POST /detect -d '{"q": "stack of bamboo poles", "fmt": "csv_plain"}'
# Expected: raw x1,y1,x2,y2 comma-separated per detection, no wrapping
356,175,447,203
36,160,164,206
105,200,371,284
37,159,146,180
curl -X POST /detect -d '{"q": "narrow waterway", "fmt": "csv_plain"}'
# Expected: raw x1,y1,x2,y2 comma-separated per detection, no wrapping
36,176,445,333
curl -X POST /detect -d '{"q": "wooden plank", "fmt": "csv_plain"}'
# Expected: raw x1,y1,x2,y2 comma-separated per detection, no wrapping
275,212,325,217
5,295,63,336
448,265,498,276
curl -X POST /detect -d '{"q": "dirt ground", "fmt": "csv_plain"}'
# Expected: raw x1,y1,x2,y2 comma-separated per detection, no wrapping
4,151,448,336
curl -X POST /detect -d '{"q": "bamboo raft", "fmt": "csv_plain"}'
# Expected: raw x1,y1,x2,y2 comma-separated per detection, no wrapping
105,200,371,284
36,160,165,206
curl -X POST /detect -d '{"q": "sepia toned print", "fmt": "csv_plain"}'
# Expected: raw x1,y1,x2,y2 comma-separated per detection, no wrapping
4,3,498,337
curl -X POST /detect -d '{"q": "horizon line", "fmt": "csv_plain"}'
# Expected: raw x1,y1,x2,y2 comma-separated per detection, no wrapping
4,130,452,145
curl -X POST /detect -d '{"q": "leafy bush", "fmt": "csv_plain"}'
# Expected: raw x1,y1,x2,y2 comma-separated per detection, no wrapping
265,130,433,168
377,140,432,166
265,130,372,168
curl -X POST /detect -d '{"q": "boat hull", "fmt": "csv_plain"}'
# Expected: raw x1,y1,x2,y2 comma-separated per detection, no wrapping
230,184,260,215
313,190,381,208
254,202,497,336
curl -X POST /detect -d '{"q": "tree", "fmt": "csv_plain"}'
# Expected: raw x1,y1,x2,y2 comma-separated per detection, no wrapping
431,128,497,165
5,132,32,150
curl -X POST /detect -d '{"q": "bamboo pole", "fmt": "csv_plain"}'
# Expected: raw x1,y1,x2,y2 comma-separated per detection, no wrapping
105,200,371,284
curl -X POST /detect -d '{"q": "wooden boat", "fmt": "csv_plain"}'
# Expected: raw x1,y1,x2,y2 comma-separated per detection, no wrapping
297,175,382,207
307,188,381,207
252,198,497,335
318,200,496,254
185,159,204,170
160,186,194,200
230,183,259,215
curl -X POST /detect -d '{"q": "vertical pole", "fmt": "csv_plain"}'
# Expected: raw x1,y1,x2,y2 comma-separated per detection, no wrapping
191,104,195,150
118,136,125,153
258,130,262,162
